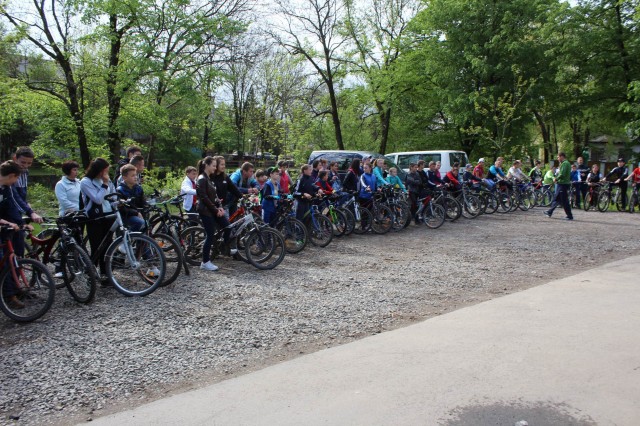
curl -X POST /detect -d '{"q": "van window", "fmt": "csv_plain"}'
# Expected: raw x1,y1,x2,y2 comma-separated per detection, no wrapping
395,153,442,169
449,152,469,167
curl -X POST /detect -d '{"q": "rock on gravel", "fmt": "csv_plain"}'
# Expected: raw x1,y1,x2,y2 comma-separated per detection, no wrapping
1,209,639,425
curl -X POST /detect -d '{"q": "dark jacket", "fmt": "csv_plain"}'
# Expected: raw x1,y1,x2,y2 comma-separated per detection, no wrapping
406,171,422,193
211,172,242,207
196,174,221,217
606,166,629,182
342,169,360,192
116,183,145,217
427,169,443,185
294,174,320,199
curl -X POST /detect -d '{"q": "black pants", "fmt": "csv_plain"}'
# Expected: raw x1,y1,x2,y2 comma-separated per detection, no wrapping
548,183,573,219
87,217,115,275
614,181,628,208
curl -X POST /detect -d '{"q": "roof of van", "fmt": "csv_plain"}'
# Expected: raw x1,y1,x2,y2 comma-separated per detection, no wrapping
385,150,468,155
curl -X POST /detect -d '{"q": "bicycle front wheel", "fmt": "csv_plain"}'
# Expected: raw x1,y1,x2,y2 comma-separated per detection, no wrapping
597,192,610,212
152,233,184,287
105,234,166,297
61,244,97,304
352,206,372,234
338,207,355,235
424,203,446,229
0,258,55,322
308,214,333,247
244,228,286,270
371,204,393,234
276,217,308,254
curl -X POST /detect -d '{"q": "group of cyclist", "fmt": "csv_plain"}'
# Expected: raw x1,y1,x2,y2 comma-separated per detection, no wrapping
2,145,640,288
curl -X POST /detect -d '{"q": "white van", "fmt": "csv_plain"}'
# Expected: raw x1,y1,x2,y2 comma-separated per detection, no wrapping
385,150,470,174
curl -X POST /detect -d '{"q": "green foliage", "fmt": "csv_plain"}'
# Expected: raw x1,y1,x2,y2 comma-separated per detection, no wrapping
28,183,59,219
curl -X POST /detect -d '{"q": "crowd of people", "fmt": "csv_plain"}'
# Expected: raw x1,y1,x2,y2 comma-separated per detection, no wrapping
1,146,640,291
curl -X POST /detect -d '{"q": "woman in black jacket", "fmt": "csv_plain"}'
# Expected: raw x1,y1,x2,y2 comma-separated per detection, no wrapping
294,164,323,222
342,159,361,193
196,157,235,271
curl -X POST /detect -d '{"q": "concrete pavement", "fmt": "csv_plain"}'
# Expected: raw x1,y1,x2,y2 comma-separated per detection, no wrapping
87,256,640,425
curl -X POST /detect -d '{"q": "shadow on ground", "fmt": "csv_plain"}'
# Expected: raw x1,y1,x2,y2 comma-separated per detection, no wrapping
442,400,597,426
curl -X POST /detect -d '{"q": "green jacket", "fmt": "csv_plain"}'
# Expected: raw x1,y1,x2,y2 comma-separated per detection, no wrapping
556,160,571,184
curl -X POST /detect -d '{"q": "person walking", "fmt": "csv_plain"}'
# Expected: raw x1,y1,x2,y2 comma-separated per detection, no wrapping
544,152,573,220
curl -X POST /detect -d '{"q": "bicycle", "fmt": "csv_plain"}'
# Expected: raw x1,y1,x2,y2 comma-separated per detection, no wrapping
25,213,97,304
141,197,191,287
302,197,334,246
270,196,308,254
318,194,348,237
0,225,55,322
583,182,602,211
84,193,167,296
181,196,286,270
414,192,446,229
341,192,373,234
379,185,411,230
628,183,639,213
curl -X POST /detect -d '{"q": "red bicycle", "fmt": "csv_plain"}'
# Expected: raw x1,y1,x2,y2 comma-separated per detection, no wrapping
0,225,55,322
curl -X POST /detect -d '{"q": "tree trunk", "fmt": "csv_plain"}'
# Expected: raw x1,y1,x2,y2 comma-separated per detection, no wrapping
377,103,391,154
533,110,550,164
106,14,125,163
326,80,344,150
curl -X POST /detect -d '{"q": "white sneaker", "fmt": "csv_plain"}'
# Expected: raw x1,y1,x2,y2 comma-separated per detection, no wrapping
146,266,161,277
118,244,127,255
54,272,64,278
200,261,219,271
229,248,238,255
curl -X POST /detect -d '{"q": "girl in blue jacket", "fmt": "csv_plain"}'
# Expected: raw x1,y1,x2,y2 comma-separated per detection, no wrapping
359,163,377,201
261,167,281,225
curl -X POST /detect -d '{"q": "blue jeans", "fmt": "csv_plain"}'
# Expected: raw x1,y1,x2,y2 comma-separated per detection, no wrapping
548,183,573,219
124,215,146,232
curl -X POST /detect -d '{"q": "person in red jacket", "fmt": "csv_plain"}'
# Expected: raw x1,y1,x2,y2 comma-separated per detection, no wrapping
315,170,334,195
443,163,462,197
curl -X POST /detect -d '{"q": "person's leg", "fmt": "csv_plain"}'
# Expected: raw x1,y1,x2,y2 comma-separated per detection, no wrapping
573,182,581,208
546,184,561,215
124,215,145,233
200,215,215,264
620,182,628,209
560,184,572,219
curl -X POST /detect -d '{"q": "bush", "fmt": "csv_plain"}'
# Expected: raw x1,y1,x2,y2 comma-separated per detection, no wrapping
28,183,59,219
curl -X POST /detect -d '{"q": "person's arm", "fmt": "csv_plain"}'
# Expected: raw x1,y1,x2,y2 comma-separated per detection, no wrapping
55,181,74,214
373,167,388,186
180,177,197,195
11,185,33,216
196,176,220,214
80,178,110,208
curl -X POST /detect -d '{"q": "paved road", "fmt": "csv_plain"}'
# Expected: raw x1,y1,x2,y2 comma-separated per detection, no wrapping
87,256,640,425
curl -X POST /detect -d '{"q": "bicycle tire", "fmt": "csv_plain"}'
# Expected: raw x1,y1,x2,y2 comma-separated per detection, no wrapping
497,190,512,213
244,228,286,270
370,204,393,234
597,192,610,212
444,196,462,221
151,233,184,287
105,234,166,297
424,203,446,229
338,207,355,235
0,258,55,322
276,217,308,254
61,244,97,304
483,193,499,214
541,189,553,207
613,188,624,211
308,214,333,247
462,195,481,219
352,206,372,234
329,208,348,237
629,193,637,213
390,201,410,230
180,226,206,266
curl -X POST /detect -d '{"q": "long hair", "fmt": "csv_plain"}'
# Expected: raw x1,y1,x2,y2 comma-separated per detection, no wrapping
197,156,216,176
349,159,361,175
85,158,110,180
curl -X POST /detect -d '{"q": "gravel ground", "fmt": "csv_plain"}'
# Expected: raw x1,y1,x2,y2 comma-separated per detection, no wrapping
1,208,639,425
